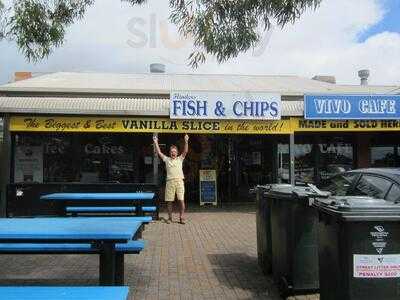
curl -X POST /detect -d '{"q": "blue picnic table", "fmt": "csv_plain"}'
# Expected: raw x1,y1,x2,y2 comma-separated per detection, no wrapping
0,217,142,285
41,193,154,200
40,193,156,216
0,286,129,300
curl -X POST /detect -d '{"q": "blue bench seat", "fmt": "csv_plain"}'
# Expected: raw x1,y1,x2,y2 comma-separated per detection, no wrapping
0,240,145,254
0,240,146,285
0,286,129,300
66,206,157,213
141,206,157,212
66,206,136,213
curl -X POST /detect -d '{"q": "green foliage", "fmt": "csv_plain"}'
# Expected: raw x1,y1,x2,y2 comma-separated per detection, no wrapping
170,0,321,67
1,0,321,66
5,0,93,61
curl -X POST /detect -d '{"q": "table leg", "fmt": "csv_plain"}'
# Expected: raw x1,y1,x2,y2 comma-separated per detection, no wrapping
99,242,116,286
135,224,143,239
136,200,144,216
115,253,124,285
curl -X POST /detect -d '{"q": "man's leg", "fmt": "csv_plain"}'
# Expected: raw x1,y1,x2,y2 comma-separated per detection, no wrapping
167,202,173,221
176,180,186,224
165,180,174,223
178,200,185,222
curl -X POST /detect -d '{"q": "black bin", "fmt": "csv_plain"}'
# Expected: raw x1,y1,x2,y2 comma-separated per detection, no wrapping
265,184,329,296
314,196,400,300
254,185,290,275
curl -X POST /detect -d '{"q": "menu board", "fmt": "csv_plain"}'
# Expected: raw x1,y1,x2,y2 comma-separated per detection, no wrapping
199,169,217,206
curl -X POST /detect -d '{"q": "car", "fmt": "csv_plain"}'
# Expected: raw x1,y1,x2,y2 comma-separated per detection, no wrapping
318,168,400,202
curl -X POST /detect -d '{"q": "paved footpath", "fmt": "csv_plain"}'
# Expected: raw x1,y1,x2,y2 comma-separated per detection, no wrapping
0,206,319,300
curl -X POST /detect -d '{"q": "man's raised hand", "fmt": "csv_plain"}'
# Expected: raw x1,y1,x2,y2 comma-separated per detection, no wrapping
153,135,158,143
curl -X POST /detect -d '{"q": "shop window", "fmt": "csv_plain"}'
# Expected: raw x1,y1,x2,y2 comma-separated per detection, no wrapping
371,146,398,167
294,137,315,184
294,135,354,185
79,135,135,183
318,138,353,182
13,133,155,184
277,143,289,183
370,134,400,167
352,175,392,199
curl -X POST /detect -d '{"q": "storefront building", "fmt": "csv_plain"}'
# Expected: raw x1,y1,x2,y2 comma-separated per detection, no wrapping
0,72,399,216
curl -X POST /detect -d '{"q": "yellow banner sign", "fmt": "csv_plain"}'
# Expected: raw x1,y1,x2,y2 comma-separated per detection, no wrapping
292,118,400,132
10,116,400,134
10,116,293,134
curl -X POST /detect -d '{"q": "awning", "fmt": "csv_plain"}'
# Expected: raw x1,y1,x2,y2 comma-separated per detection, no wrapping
0,96,303,117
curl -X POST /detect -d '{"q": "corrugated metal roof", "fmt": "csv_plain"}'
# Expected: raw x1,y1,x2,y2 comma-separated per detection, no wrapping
0,96,170,116
1,72,398,96
0,97,304,116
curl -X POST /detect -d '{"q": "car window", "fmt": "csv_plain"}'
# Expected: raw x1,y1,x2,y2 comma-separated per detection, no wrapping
353,175,392,199
386,184,400,202
324,173,358,196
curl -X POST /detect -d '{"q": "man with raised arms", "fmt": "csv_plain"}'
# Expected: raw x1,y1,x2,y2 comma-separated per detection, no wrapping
153,134,189,224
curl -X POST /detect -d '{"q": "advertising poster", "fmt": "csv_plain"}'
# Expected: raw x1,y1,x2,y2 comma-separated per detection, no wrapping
14,146,43,183
199,169,217,206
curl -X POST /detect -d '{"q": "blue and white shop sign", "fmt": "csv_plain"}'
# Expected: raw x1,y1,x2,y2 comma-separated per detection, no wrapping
170,91,282,120
305,94,400,120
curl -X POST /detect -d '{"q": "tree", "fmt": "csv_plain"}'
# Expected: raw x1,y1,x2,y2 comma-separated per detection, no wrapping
0,0,321,67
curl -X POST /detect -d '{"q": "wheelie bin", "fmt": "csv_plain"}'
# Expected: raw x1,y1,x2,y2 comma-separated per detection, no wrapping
314,196,400,300
254,185,292,275
265,184,330,296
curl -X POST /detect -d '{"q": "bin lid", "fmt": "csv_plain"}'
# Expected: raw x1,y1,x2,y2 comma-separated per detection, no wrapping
260,183,330,200
313,196,400,220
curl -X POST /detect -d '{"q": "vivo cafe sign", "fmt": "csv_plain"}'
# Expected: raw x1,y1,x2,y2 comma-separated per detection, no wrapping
170,91,282,120
305,94,400,120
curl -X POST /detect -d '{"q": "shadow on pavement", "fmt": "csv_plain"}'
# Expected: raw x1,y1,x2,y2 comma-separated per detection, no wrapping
207,253,281,300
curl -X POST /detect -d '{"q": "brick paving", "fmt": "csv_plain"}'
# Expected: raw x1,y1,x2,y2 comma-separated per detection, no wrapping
0,205,319,299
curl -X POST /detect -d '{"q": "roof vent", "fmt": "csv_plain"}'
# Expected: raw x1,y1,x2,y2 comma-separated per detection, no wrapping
312,75,336,84
358,69,370,86
149,63,165,73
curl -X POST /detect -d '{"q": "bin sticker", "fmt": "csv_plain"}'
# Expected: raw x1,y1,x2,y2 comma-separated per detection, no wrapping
370,225,389,254
354,254,400,278
370,225,389,240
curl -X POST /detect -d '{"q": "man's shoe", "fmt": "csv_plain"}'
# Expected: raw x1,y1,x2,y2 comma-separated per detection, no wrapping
179,218,186,225
166,218,172,224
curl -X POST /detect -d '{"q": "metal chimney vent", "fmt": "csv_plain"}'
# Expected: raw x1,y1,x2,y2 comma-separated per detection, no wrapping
150,63,166,73
358,69,370,86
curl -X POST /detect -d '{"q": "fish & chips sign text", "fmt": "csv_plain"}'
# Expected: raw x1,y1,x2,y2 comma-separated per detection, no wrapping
170,91,282,120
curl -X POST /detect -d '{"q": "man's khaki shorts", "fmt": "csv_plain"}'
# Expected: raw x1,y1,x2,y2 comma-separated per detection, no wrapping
165,179,185,202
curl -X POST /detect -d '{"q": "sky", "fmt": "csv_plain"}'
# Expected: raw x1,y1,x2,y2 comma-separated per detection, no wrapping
0,0,400,85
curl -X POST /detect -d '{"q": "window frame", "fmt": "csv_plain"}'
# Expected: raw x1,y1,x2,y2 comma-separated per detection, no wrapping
385,183,400,202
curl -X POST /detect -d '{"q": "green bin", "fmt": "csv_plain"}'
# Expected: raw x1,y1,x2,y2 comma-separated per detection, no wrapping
265,184,329,296
314,196,400,300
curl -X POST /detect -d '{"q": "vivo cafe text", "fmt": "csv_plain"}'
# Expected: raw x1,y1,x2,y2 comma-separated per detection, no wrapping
305,94,400,120
170,91,282,120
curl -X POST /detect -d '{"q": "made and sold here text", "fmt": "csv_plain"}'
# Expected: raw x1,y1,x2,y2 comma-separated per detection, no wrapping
298,120,400,129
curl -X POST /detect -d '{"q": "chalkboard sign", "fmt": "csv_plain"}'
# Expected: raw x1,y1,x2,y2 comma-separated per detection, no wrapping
199,170,217,206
